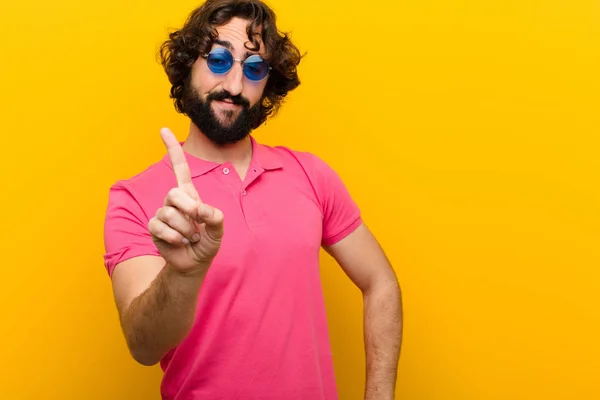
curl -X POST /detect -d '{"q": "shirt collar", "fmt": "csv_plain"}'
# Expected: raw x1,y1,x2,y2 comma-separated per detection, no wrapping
161,135,283,178
250,135,283,171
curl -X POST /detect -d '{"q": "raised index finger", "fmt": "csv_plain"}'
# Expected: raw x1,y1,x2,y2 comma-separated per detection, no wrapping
160,127,200,200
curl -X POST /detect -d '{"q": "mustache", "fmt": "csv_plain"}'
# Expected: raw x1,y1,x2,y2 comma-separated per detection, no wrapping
208,91,250,107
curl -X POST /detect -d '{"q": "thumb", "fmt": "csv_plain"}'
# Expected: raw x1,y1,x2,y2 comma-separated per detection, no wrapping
197,203,224,240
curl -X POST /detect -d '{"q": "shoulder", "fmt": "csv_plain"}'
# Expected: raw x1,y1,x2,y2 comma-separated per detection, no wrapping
106,156,175,217
260,143,362,245
259,142,353,210
263,142,337,179
109,156,174,199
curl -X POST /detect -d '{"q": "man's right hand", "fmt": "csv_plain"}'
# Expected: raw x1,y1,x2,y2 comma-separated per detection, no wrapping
148,127,224,275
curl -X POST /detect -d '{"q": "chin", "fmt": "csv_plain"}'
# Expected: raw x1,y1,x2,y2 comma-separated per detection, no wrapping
216,117,237,129
218,114,241,127
211,107,235,119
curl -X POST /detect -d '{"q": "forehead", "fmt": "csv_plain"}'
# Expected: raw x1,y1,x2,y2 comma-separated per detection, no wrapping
213,17,264,54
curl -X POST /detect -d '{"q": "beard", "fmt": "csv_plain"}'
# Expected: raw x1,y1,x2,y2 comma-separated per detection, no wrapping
180,83,263,146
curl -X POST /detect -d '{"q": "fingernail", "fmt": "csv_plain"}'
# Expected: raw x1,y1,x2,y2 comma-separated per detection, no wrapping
192,233,200,242
182,237,190,245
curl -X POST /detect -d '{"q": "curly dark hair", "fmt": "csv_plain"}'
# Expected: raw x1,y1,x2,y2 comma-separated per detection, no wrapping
158,0,303,128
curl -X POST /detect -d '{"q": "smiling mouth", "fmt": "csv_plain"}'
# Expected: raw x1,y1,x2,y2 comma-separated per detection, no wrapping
214,100,241,109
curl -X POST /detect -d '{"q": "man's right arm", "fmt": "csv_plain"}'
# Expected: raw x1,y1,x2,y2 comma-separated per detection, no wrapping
111,255,210,366
105,128,224,366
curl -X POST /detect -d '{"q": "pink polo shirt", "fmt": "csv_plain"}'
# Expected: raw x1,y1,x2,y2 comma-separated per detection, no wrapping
103,135,362,400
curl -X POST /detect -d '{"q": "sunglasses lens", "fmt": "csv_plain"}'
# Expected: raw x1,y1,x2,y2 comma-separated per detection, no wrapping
207,48,233,74
243,55,270,81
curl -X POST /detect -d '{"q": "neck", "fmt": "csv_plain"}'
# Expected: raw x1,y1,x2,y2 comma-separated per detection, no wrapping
182,122,253,179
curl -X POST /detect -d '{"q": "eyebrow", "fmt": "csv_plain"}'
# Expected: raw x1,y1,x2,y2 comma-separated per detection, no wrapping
213,38,258,59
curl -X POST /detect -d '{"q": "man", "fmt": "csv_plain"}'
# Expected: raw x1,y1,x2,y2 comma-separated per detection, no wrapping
103,0,403,399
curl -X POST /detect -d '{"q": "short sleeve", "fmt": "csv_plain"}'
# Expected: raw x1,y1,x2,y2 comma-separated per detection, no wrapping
103,182,160,277
310,154,362,246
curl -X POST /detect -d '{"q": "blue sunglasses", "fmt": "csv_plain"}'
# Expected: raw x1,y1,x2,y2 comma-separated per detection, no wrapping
201,47,272,82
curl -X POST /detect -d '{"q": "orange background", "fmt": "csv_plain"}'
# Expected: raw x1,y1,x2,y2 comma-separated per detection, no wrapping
1,0,599,398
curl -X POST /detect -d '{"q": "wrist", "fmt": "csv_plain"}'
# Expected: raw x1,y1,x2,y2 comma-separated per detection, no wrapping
164,261,210,280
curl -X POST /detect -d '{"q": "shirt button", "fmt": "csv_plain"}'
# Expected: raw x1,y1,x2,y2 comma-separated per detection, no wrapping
242,190,247,196
223,167,230,175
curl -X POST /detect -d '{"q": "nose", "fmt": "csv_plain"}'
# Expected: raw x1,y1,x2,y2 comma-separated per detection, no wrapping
222,62,244,97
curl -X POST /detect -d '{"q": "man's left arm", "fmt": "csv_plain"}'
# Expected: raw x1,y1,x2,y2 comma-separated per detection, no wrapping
324,222,403,400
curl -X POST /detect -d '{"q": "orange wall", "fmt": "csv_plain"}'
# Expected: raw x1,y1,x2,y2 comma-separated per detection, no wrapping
1,0,599,398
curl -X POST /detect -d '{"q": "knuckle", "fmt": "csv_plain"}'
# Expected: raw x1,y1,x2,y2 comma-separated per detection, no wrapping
168,231,183,244
148,218,164,238
167,187,180,200
163,232,176,243
183,202,197,216
148,216,159,228
160,206,176,221
154,208,164,222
